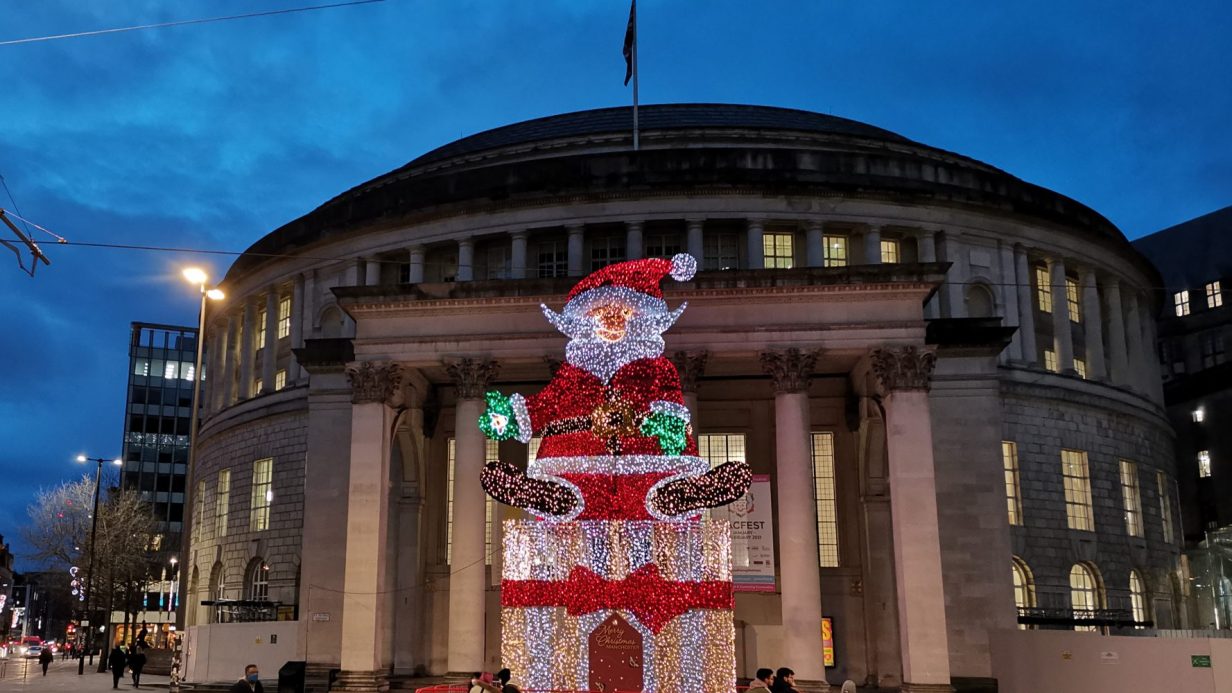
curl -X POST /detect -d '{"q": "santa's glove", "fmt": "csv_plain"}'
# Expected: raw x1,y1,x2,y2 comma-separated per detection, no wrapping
650,460,753,517
640,411,689,455
481,461,579,517
479,391,519,441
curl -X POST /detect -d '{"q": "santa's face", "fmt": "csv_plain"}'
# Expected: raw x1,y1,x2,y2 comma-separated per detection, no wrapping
543,288,686,381
588,303,635,343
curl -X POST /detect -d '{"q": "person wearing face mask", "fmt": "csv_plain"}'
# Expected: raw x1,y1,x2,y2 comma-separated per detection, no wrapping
229,664,263,693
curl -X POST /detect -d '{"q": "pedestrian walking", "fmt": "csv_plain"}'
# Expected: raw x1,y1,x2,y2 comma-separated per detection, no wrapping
38,647,53,675
128,646,147,688
228,664,264,693
748,668,775,690
770,667,800,693
108,646,128,689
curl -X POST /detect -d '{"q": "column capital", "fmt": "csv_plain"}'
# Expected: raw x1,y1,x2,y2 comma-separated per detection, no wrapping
870,346,936,393
747,218,765,230
457,236,474,247
565,223,585,234
671,351,709,393
346,361,403,405
760,348,820,394
510,230,528,240
445,358,500,399
685,217,705,228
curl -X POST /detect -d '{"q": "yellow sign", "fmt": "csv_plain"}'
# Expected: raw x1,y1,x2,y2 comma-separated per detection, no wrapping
821,618,835,668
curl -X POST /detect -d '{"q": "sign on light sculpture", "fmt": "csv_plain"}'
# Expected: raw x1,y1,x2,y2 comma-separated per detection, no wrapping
481,254,750,693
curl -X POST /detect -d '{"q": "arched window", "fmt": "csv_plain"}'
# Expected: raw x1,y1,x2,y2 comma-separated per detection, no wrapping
319,306,345,339
1070,563,1103,632
209,562,226,623
1129,570,1148,628
248,560,270,601
1012,557,1036,629
966,283,997,318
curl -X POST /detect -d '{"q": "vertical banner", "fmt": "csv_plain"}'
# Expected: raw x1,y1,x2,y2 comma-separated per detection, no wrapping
717,474,776,591
822,617,835,667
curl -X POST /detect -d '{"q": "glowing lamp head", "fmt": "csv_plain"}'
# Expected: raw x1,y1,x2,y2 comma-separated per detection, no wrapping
113,459,123,466
182,267,209,286
75,454,86,463
206,288,225,300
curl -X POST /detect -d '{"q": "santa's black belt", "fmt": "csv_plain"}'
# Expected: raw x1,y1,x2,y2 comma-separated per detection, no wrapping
542,413,647,437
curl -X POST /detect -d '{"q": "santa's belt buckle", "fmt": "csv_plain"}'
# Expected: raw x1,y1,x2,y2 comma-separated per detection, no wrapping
591,400,638,438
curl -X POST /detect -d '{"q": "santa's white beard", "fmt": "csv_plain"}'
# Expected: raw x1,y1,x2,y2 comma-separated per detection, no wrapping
565,336,665,382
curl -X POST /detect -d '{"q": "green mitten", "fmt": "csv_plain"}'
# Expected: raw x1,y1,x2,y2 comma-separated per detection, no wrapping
640,411,688,455
479,390,519,441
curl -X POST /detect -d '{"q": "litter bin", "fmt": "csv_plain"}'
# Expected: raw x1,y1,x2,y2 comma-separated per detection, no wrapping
278,660,307,693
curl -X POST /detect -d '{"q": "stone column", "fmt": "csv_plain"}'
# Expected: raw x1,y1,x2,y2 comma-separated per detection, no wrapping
364,258,381,286
746,219,765,270
408,246,425,284
997,242,1023,362
261,287,279,394
1142,309,1166,403
567,223,585,276
627,221,645,261
869,347,952,692
290,274,305,382
938,231,965,318
222,313,239,407
805,222,824,267
457,238,474,282
918,229,937,263
686,218,704,262
1013,245,1038,365
239,299,257,399
865,225,883,264
336,361,402,692
211,316,232,411
672,351,707,423
510,232,528,280
1104,278,1130,386
1049,257,1075,373
445,358,500,674
760,348,825,684
1124,291,1146,394
1079,269,1106,380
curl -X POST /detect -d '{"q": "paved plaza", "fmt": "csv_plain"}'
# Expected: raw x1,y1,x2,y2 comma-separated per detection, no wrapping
0,658,171,691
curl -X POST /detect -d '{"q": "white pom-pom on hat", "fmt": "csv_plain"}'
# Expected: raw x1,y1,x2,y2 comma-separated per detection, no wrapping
670,253,697,281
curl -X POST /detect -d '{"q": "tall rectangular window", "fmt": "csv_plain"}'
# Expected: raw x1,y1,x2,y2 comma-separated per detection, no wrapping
256,309,267,348
1066,277,1081,322
254,378,263,394
1174,290,1191,317
763,232,795,269
275,370,287,391
645,233,682,259
590,235,626,269
215,469,231,537
703,232,739,271
484,244,511,279
823,235,848,267
447,438,500,565
1035,266,1053,313
1198,450,1212,478
1044,349,1059,373
1119,459,1142,537
537,240,567,278
880,239,900,264
1003,441,1023,526
194,480,206,537
697,433,746,468
811,432,840,567
1074,358,1087,379
277,296,291,339
1207,281,1223,309
1061,450,1094,531
1200,333,1225,369
250,458,273,531
1157,471,1174,543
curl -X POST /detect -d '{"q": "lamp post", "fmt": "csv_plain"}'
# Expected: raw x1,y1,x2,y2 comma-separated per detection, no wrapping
179,268,224,633
74,454,121,675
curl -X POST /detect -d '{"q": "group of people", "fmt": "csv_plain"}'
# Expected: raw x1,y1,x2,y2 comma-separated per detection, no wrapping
468,668,520,693
106,643,148,688
748,667,802,692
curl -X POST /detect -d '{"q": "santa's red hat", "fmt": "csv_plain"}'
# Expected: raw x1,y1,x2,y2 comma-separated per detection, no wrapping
566,253,697,302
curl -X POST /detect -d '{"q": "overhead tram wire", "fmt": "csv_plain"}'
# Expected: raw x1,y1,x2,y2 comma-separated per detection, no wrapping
0,209,1185,293
0,0,388,47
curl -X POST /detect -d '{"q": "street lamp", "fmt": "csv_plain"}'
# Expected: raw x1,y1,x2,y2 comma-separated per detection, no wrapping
179,268,224,633
74,454,121,675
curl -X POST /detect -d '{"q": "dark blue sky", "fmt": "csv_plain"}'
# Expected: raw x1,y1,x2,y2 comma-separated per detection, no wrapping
1,0,1229,559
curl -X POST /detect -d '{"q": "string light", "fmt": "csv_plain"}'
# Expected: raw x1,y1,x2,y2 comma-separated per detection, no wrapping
479,254,742,693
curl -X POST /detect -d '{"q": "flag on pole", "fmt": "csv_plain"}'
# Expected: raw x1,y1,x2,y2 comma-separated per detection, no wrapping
623,0,636,86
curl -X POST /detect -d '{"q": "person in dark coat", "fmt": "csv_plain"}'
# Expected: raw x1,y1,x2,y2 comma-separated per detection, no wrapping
38,647,54,675
128,646,146,688
108,647,128,689
229,664,264,693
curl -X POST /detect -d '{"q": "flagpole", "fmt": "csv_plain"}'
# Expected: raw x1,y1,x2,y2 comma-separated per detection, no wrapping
632,0,639,151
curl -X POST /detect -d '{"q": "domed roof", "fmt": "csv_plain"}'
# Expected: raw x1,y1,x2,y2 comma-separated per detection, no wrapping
405,103,914,169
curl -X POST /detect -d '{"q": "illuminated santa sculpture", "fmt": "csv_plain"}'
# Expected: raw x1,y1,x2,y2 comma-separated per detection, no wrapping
480,253,750,693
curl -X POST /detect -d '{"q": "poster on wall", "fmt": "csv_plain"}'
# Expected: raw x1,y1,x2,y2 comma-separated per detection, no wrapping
822,617,835,667
716,474,776,592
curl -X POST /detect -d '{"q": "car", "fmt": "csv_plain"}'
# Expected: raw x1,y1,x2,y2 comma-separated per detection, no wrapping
23,645,42,659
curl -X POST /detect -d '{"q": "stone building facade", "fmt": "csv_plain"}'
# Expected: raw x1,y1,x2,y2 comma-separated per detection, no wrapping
182,104,1183,691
